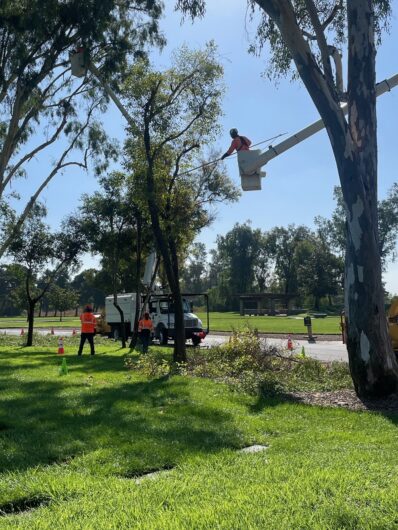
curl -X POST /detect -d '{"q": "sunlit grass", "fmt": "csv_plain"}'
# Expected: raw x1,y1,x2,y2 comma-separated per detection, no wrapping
0,342,397,528
198,312,341,335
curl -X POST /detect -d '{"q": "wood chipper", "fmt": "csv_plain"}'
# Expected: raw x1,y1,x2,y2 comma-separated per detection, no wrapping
388,300,398,352
341,304,398,354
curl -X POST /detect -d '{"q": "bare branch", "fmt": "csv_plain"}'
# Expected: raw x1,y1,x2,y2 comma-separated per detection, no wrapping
153,96,211,158
2,109,69,191
322,2,343,30
304,0,335,90
152,69,201,118
0,101,99,259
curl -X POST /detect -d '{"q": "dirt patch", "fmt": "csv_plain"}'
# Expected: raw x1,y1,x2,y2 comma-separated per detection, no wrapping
288,389,398,412
122,464,175,480
0,496,51,516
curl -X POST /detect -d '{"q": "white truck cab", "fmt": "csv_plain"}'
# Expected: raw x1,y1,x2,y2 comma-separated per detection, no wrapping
148,294,206,346
104,292,208,346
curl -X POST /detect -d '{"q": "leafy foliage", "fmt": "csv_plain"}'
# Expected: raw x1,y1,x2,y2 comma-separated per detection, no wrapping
130,326,352,394
0,0,165,256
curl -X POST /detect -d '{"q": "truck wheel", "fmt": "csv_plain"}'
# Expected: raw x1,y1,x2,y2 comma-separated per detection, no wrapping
160,328,168,345
192,336,201,347
112,327,120,340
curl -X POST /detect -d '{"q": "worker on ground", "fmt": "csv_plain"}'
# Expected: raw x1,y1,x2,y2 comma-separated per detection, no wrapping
138,312,154,353
221,128,252,160
78,305,96,356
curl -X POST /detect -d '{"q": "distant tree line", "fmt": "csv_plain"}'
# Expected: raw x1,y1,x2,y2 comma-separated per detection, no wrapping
2,184,397,324
181,184,398,312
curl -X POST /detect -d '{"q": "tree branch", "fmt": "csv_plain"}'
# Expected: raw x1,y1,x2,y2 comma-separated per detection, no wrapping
0,102,98,259
304,0,335,90
2,107,69,192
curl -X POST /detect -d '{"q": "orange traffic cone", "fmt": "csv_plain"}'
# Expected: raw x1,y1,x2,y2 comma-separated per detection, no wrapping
287,335,293,351
20,328,25,336
72,328,77,336
51,327,55,335
58,337,65,355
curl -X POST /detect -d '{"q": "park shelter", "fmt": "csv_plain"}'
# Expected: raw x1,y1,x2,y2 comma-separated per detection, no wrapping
239,293,298,316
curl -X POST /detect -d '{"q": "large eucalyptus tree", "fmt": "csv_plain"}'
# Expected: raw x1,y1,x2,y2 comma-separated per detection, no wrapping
177,0,398,396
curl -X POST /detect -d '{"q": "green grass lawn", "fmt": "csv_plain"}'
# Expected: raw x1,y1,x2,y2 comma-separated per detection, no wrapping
199,312,342,335
1,338,397,528
0,316,81,329
0,313,341,334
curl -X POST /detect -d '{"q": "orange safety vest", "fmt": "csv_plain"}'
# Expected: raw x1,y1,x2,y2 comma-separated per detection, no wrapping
80,312,96,333
138,318,153,332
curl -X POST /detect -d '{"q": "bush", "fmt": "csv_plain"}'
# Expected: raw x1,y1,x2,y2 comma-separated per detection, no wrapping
128,327,353,395
125,350,171,378
185,327,353,395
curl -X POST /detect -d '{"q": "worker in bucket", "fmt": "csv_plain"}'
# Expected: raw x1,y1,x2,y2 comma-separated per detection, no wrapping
77,305,96,356
138,312,154,353
221,128,252,160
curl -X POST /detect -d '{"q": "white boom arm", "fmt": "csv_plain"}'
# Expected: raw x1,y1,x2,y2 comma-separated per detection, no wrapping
142,251,157,287
241,73,398,175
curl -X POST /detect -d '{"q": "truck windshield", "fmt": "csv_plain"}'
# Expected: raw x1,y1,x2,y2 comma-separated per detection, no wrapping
159,299,190,314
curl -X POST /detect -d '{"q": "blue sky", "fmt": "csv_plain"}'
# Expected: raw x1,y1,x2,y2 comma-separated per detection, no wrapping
14,0,398,292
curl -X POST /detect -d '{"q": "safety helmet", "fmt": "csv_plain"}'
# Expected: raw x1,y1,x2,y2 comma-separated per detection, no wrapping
229,128,238,138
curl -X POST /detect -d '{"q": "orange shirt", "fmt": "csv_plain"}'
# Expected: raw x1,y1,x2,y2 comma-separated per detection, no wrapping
138,318,153,332
226,136,251,155
80,312,96,333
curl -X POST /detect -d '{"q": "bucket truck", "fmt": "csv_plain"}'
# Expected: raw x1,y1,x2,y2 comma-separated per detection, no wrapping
103,252,209,346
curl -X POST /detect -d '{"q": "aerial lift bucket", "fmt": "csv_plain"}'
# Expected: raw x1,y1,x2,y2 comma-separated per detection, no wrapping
70,48,88,78
237,150,266,191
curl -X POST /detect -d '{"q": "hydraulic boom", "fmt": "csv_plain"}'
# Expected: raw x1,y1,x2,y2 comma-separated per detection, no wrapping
240,73,398,178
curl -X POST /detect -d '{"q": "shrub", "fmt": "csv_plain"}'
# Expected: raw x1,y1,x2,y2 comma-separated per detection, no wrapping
184,327,352,395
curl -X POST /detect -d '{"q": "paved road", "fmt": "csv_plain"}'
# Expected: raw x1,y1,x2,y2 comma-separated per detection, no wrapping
209,335,347,362
2,328,348,363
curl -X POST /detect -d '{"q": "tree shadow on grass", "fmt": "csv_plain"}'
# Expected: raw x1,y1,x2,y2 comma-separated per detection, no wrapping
249,385,398,428
0,372,243,475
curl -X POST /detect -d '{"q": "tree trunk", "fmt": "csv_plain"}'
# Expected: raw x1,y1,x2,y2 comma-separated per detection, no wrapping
144,159,186,362
130,215,142,350
341,162,398,396
337,0,398,395
26,299,35,347
169,237,186,362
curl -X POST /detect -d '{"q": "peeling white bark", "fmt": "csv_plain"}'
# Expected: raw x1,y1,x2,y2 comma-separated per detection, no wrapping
347,263,355,289
349,197,364,251
360,331,370,363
